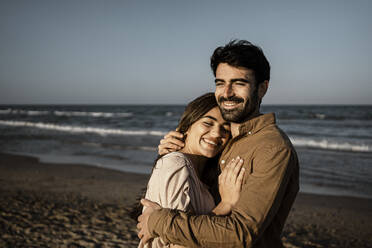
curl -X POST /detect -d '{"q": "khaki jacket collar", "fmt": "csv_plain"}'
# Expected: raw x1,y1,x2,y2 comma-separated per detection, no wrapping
238,113,276,136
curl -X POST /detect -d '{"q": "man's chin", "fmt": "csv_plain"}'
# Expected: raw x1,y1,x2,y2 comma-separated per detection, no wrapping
221,109,244,122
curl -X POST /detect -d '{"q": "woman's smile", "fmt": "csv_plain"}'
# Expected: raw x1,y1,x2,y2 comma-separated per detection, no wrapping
182,107,230,158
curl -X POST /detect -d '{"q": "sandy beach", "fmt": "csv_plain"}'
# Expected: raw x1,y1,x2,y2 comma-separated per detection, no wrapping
1,153,371,248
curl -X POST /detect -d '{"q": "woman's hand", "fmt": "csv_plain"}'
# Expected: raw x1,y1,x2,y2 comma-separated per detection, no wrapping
212,156,245,215
158,131,185,155
219,156,245,206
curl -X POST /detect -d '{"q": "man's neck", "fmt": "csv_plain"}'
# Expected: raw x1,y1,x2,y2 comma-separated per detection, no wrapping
230,111,261,138
230,123,241,138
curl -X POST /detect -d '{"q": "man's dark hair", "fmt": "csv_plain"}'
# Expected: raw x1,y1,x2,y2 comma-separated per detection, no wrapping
210,40,270,85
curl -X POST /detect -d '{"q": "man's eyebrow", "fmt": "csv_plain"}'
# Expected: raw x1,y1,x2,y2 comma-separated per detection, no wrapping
214,78,252,84
231,78,251,83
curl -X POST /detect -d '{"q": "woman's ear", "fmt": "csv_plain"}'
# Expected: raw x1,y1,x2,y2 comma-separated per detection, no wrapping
181,132,187,142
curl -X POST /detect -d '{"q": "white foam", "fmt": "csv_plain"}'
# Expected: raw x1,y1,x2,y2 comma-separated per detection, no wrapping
315,113,326,119
0,109,49,115
0,109,133,118
0,109,11,114
25,110,49,115
81,142,157,151
53,110,133,118
81,142,103,147
0,120,165,137
138,146,157,151
290,137,372,152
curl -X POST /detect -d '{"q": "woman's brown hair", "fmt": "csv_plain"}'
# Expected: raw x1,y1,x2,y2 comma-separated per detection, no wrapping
176,92,219,135
129,93,226,219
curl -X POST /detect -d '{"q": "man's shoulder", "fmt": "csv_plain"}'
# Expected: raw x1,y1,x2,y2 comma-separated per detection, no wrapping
238,121,293,151
237,126,298,174
262,124,293,148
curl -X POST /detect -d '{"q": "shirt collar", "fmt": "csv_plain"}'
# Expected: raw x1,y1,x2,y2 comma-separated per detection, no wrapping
238,113,276,136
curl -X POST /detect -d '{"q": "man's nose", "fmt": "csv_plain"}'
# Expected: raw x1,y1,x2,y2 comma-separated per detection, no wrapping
223,84,234,98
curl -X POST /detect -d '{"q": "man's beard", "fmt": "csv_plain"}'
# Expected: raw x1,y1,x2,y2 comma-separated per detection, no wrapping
218,91,259,123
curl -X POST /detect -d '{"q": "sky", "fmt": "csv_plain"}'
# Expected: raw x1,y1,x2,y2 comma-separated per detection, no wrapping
0,0,371,105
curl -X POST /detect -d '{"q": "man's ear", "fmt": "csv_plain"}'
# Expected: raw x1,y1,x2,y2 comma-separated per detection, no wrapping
258,80,269,99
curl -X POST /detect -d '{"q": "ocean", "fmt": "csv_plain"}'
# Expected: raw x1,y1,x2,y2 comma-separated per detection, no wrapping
1,105,371,199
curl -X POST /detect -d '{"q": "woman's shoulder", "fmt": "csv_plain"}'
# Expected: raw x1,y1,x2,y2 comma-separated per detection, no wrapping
155,152,191,171
162,151,189,160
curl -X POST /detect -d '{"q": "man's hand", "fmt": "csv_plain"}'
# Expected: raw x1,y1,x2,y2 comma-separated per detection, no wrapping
158,130,185,155
137,199,162,247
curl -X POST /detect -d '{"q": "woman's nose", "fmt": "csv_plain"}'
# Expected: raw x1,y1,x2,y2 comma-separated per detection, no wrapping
210,125,222,137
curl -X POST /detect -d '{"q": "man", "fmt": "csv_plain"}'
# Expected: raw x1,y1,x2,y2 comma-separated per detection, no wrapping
137,40,299,248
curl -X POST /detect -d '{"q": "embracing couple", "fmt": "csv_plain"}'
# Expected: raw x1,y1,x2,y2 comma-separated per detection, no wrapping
137,40,299,248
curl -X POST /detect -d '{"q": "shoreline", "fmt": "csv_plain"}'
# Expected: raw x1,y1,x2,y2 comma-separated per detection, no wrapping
1,152,371,247
7,150,372,200
0,152,149,205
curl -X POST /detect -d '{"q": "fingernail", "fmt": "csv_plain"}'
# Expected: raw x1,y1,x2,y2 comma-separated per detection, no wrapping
236,156,240,160
221,160,225,164
240,159,243,163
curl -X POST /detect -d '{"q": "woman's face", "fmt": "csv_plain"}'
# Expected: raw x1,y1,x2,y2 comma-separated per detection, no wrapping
183,107,230,158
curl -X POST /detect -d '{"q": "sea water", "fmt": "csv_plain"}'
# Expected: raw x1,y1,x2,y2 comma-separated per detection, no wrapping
1,105,371,198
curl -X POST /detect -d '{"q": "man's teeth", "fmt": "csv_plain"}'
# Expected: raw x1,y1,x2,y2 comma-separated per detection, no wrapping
224,102,238,106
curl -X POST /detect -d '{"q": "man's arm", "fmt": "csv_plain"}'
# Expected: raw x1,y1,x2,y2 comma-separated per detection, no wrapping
158,131,184,155
139,146,298,247
138,157,245,246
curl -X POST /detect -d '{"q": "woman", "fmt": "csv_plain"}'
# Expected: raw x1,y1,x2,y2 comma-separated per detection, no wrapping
140,93,244,248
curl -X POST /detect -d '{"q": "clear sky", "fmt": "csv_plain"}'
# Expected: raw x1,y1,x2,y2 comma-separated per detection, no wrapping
0,0,371,105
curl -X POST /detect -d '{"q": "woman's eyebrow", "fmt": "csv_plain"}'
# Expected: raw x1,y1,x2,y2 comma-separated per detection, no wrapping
202,116,230,125
202,116,217,121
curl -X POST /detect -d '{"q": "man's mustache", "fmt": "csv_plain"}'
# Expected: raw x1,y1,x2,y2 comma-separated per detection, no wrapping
218,96,244,104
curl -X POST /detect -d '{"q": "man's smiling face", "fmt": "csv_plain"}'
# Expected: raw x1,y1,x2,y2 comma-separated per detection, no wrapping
214,63,260,123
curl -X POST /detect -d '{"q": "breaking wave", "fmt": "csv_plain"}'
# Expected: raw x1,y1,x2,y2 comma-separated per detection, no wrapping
0,108,133,118
0,120,165,137
290,137,372,153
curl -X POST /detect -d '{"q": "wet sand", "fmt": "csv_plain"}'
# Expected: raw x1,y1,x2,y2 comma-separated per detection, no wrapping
1,153,371,247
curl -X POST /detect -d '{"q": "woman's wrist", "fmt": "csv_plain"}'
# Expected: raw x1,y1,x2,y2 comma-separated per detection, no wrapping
212,201,233,215
220,201,234,210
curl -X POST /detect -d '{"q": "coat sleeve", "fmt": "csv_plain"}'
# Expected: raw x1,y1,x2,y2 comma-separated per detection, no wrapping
147,146,298,248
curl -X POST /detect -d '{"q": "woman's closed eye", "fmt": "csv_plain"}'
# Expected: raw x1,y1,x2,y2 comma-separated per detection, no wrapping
203,121,213,126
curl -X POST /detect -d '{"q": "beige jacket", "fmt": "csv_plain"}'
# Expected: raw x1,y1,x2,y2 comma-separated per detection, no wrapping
141,152,215,248
147,113,299,248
